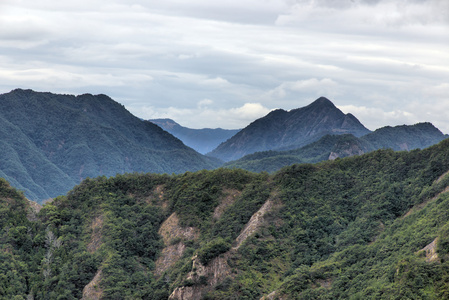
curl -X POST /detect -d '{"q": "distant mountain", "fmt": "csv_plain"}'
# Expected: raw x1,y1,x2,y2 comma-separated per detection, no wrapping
225,122,448,173
0,89,220,202
208,97,371,161
150,118,240,154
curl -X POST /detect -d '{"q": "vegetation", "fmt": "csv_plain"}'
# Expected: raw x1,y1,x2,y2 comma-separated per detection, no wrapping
0,89,221,202
2,135,449,298
209,97,371,161
225,123,447,173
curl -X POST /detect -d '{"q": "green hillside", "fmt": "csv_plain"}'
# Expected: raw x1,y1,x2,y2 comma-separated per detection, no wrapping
2,138,449,299
224,123,447,173
0,89,220,202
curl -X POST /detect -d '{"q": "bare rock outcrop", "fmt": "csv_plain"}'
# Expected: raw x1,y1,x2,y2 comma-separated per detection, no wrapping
155,213,200,276
234,198,274,250
169,253,232,300
87,215,104,253
159,213,199,245
81,269,103,300
170,192,280,300
418,238,439,262
155,242,187,276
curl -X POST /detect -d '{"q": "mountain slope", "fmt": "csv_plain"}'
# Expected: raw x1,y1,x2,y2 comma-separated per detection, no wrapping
224,122,447,173
3,138,449,299
208,97,370,161
149,118,240,154
0,89,220,202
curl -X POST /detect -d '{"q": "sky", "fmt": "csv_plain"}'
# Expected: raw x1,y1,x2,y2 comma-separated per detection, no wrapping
0,0,448,132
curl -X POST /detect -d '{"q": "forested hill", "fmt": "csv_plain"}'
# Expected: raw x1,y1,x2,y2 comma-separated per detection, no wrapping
3,138,449,299
149,118,240,154
208,97,371,162
224,122,447,173
0,89,220,202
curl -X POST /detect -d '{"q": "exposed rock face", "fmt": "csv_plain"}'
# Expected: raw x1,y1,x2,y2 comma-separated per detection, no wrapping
155,242,187,276
169,253,233,300
169,285,204,300
234,199,274,249
169,193,279,300
155,213,200,276
87,215,104,253
81,269,103,300
418,238,439,262
159,213,200,245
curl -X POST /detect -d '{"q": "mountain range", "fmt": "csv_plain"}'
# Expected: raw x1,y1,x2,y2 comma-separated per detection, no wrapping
2,88,449,299
149,118,240,154
224,122,448,173
0,89,446,203
2,137,449,299
208,97,371,162
0,89,219,202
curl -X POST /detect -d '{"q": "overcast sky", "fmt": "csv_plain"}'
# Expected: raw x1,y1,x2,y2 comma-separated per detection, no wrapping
1,0,448,132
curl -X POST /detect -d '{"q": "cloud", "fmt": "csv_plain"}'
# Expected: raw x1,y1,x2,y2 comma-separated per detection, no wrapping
338,104,417,131
276,0,449,28
0,0,447,132
229,103,272,120
197,99,213,108
268,78,340,99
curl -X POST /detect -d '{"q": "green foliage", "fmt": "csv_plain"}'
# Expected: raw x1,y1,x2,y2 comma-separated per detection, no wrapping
2,138,449,299
166,168,258,229
197,237,231,265
0,89,221,203
225,123,447,174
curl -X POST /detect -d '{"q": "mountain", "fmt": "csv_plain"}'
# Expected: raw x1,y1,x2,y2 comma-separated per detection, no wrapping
224,122,447,173
0,89,220,202
149,118,240,154
362,122,447,151
208,97,371,161
2,138,449,299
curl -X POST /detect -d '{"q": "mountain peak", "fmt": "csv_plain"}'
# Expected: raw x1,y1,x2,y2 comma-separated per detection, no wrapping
312,96,334,105
209,97,371,161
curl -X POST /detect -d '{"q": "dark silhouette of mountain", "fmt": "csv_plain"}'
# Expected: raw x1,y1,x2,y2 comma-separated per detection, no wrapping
224,122,447,173
0,89,220,202
208,97,371,161
149,118,240,154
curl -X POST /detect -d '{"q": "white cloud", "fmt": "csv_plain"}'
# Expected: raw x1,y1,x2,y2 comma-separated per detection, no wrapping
338,104,418,131
268,78,340,99
197,99,213,108
276,0,449,28
0,0,447,132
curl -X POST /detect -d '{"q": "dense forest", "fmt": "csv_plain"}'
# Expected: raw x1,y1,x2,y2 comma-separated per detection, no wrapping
2,137,449,299
0,89,220,202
